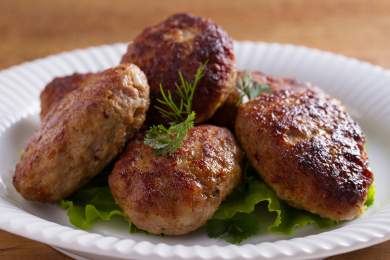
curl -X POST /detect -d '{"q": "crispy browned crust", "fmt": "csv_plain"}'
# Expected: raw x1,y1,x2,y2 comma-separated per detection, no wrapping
109,125,242,235
235,85,373,221
13,64,150,202
40,73,92,119
209,70,309,129
121,13,236,124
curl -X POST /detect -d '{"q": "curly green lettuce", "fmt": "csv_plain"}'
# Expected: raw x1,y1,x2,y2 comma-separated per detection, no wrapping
60,163,375,243
206,164,337,243
365,183,375,208
60,186,125,229
59,171,140,232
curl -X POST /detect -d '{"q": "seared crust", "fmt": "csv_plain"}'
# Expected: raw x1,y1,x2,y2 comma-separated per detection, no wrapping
13,64,150,202
235,85,373,221
121,13,236,124
109,125,242,235
209,70,309,129
40,73,92,119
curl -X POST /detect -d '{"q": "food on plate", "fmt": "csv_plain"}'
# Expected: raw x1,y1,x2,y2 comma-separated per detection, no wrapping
209,71,309,129
121,13,236,125
11,12,376,244
13,64,150,202
40,72,92,119
235,82,374,220
109,125,242,235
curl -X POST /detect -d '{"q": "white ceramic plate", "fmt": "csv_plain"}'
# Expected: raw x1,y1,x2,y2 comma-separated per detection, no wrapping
0,41,389,260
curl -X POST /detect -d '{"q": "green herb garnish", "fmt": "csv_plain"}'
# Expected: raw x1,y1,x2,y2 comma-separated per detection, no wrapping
145,63,206,155
144,112,195,156
155,63,206,123
237,72,270,103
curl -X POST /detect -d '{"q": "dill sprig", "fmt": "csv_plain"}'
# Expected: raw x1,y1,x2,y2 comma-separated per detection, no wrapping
237,72,270,103
144,112,195,156
155,63,206,123
144,62,207,156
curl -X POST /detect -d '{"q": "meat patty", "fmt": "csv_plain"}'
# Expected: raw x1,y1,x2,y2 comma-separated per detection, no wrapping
40,73,92,119
235,84,373,221
121,13,236,124
13,64,150,202
209,70,309,129
109,125,242,235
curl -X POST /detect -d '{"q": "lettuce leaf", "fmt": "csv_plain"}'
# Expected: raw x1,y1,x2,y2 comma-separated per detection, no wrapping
206,164,337,243
60,162,375,243
59,169,133,231
365,183,375,208
270,206,336,234
60,186,125,230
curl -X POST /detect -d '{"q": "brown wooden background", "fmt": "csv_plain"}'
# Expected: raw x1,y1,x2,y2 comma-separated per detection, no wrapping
1,0,390,259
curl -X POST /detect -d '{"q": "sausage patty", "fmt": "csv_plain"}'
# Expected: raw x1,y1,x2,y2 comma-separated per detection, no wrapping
40,73,92,119
121,13,236,124
235,84,373,221
109,125,242,235
13,64,150,202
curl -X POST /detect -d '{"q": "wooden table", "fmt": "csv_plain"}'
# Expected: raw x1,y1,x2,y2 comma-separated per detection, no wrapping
1,0,389,259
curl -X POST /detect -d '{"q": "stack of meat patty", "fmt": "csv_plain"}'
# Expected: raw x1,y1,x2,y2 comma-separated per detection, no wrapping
13,13,373,235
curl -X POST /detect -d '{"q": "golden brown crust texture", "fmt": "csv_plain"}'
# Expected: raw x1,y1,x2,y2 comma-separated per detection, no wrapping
13,64,150,202
108,125,242,235
235,85,373,221
121,13,236,124
40,73,92,119
209,70,309,129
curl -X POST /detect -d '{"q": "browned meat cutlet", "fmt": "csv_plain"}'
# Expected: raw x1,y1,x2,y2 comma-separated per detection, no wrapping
13,64,150,202
235,83,373,221
109,125,242,235
121,13,236,125
40,73,92,119
209,70,308,129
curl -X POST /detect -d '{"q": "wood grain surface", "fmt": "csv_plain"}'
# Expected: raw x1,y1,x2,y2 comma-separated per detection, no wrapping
1,0,390,259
